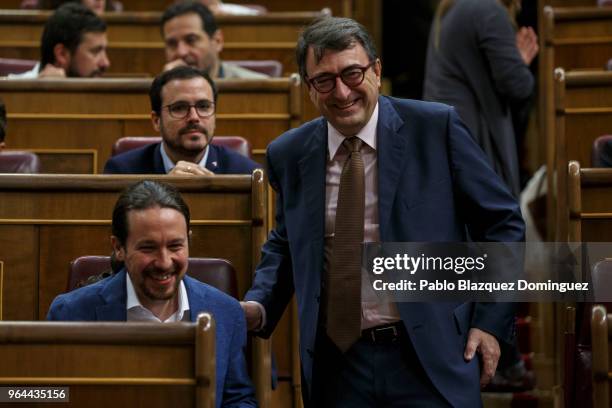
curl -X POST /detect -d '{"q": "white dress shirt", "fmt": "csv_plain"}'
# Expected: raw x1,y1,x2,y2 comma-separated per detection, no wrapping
250,103,401,331
160,142,210,173
324,103,401,330
126,273,190,323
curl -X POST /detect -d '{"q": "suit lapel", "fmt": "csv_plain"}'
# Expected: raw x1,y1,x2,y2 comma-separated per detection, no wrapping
377,97,407,240
183,276,207,322
95,269,128,321
297,119,327,244
204,144,219,173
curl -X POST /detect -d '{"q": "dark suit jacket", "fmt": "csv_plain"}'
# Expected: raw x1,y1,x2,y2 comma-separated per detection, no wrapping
47,270,258,408
103,143,260,175
595,139,612,168
423,0,534,197
244,96,525,407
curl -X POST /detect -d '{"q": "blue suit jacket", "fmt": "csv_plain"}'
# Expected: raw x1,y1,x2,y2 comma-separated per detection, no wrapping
47,270,258,408
103,143,260,175
244,96,525,407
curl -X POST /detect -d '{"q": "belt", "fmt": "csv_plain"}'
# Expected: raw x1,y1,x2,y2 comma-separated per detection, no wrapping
361,322,405,344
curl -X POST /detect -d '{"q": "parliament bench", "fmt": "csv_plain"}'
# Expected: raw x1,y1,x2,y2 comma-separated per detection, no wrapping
0,9,327,44
0,77,302,173
539,6,612,236
0,172,275,406
567,161,612,243
0,314,216,408
553,69,612,241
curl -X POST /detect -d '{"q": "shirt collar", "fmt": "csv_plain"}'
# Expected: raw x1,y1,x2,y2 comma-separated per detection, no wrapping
160,142,210,174
126,272,190,322
328,102,379,160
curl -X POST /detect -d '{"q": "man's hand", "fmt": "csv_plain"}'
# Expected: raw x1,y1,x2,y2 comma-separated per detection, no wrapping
38,64,66,78
464,328,500,388
240,301,263,331
163,59,188,72
516,26,539,66
169,160,214,176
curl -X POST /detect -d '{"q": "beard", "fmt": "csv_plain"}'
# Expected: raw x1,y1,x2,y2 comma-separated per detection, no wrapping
161,122,213,159
66,62,105,78
139,266,182,302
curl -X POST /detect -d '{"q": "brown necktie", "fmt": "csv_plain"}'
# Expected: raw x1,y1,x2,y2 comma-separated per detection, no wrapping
326,136,364,352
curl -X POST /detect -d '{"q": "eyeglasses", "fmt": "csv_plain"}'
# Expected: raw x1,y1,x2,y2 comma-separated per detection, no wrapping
307,61,377,94
164,100,215,119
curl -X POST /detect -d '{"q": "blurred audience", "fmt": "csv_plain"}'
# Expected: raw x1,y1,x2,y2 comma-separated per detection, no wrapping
199,0,264,15
9,3,110,78
423,0,537,198
23,0,122,14
161,2,267,79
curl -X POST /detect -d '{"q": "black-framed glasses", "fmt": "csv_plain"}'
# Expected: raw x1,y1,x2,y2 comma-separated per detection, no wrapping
307,61,376,94
164,100,215,119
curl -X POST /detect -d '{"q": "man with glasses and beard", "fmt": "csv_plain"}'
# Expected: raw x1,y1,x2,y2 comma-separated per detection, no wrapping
9,3,110,78
103,66,259,175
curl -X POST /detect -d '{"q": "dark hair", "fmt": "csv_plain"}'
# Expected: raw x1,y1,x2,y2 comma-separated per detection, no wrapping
296,16,378,80
149,65,218,115
0,99,6,143
161,1,218,38
112,180,190,247
40,3,107,67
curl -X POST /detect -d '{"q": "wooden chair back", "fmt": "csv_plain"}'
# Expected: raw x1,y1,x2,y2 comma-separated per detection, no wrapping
0,314,216,408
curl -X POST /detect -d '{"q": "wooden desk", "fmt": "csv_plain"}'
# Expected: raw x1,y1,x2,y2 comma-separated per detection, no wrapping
0,172,273,405
0,9,325,43
0,173,266,318
568,161,612,242
0,40,299,76
1,76,302,173
0,315,216,408
0,0,352,15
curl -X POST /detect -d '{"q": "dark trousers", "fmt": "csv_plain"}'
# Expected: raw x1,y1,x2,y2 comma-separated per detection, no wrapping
310,327,452,408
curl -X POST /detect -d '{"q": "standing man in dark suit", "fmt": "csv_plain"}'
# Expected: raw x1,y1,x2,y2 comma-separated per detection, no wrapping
104,66,259,175
241,17,524,407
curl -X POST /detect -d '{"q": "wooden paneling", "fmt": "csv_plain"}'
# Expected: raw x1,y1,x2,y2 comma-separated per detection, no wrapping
0,40,299,77
0,10,323,43
0,261,3,321
544,0,599,5
0,9,325,76
117,0,351,15
0,225,37,321
0,316,214,408
553,70,612,241
0,0,352,14
0,172,273,406
1,77,302,172
567,162,612,242
539,6,612,238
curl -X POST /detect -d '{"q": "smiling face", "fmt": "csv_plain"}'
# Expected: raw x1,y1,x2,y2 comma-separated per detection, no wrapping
151,76,216,163
112,206,189,311
305,43,381,137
